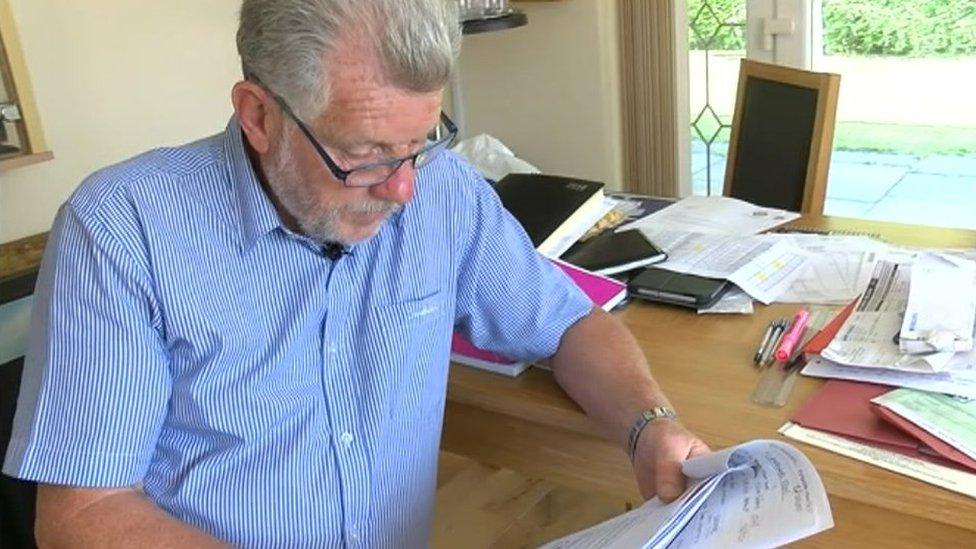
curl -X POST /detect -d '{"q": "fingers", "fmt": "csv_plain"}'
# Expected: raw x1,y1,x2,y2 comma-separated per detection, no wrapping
633,422,712,503
688,438,712,458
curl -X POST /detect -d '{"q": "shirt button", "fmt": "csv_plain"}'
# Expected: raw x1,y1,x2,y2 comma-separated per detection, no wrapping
340,431,354,446
349,527,360,543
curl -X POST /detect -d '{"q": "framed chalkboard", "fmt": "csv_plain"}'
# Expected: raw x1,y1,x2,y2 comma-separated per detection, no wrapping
723,59,840,214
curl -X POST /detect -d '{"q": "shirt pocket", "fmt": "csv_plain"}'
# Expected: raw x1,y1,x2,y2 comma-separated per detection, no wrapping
361,290,449,420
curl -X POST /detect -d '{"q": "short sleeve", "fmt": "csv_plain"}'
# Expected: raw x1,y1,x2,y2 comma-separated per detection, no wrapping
454,178,593,361
2,202,171,487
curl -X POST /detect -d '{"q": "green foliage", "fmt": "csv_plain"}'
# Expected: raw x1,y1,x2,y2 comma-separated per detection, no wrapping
688,0,746,51
823,0,976,56
689,0,976,57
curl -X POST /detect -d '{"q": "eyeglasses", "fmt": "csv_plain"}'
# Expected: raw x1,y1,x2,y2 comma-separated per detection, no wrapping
270,91,458,188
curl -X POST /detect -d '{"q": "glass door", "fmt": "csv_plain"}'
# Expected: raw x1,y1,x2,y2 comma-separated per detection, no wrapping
689,0,976,230
689,0,811,196
814,0,976,228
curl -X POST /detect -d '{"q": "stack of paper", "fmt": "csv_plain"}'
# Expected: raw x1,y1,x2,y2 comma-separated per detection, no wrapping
817,254,976,374
796,273,976,400
616,195,806,304
541,440,833,548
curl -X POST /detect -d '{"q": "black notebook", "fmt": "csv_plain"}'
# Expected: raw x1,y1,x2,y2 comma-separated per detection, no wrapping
493,173,605,257
561,229,667,276
627,267,730,309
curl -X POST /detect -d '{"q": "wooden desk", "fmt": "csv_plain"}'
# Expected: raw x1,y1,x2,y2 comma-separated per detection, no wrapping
442,216,976,547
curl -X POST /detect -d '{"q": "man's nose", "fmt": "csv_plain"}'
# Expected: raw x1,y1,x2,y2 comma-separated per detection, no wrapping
370,162,415,205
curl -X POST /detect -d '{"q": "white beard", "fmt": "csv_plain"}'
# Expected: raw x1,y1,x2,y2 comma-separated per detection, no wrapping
264,129,401,246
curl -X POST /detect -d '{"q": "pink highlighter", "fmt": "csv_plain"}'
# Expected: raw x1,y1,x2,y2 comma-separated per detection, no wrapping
775,309,811,362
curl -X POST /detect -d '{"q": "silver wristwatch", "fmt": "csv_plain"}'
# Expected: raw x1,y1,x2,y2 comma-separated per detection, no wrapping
627,406,678,462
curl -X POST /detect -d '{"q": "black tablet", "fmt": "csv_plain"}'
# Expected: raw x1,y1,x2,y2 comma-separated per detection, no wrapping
627,267,730,309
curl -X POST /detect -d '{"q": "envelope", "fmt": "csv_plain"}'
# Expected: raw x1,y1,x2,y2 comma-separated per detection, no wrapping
791,379,976,472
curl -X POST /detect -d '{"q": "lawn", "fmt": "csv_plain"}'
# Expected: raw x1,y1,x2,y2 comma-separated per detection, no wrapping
833,122,976,156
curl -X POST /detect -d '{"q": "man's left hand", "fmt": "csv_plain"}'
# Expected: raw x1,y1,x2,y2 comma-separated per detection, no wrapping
631,419,710,503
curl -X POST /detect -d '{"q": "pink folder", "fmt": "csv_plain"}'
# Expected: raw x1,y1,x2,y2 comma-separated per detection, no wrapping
791,379,976,472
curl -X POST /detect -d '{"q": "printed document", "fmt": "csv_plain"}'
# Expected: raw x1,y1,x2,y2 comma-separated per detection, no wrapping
540,440,833,549
619,195,800,236
820,260,956,372
872,389,976,462
769,234,884,304
642,230,809,304
802,356,976,400
899,252,976,354
779,422,976,500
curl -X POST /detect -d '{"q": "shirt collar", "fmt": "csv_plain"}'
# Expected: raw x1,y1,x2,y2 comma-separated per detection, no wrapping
224,116,282,252
223,115,409,253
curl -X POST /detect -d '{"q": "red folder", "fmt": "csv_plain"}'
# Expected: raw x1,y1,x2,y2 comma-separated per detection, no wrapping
791,379,976,472
802,299,858,357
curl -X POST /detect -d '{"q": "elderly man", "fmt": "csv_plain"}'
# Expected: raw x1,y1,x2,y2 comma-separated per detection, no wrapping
4,0,708,547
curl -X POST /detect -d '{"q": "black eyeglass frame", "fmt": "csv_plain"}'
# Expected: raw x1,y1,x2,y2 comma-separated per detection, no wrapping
264,85,458,188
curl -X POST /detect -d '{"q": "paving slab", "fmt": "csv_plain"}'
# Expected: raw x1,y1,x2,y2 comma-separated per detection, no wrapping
913,155,976,177
691,152,725,175
692,157,727,195
823,198,876,218
862,197,976,230
886,173,976,203
826,162,908,202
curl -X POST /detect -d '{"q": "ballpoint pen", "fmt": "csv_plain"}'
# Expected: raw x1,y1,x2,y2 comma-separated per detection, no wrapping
753,321,777,364
760,319,787,367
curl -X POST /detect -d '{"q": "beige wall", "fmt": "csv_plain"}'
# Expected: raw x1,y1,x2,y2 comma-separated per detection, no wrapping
457,0,622,188
0,0,625,243
0,0,241,243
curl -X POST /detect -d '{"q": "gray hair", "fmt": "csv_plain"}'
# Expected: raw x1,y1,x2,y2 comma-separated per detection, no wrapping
237,0,461,120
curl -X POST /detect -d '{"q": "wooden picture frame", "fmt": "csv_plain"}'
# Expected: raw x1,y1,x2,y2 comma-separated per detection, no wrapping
0,0,52,171
723,59,840,215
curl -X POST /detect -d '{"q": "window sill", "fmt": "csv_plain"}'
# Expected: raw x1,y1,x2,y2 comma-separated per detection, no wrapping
0,150,54,172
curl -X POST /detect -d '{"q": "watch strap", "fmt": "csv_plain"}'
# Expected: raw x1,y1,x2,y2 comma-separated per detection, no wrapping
627,406,678,462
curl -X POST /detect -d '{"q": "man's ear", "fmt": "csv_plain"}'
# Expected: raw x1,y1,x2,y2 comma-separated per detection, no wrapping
231,80,280,155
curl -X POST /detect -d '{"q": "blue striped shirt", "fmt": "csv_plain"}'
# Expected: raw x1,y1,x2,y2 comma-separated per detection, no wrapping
3,118,592,547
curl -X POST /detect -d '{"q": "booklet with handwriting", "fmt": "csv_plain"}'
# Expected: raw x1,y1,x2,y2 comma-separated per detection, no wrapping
541,440,833,549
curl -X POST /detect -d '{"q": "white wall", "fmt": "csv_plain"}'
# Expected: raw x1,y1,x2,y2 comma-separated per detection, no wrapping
0,0,241,243
457,0,622,188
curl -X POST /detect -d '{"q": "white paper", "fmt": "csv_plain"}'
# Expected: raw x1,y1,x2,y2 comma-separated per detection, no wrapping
541,440,833,549
642,230,809,304
769,234,884,304
821,260,955,373
619,195,801,236
697,286,755,315
899,252,976,354
540,198,618,259
779,422,976,499
801,355,976,400
644,230,774,278
725,241,811,305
